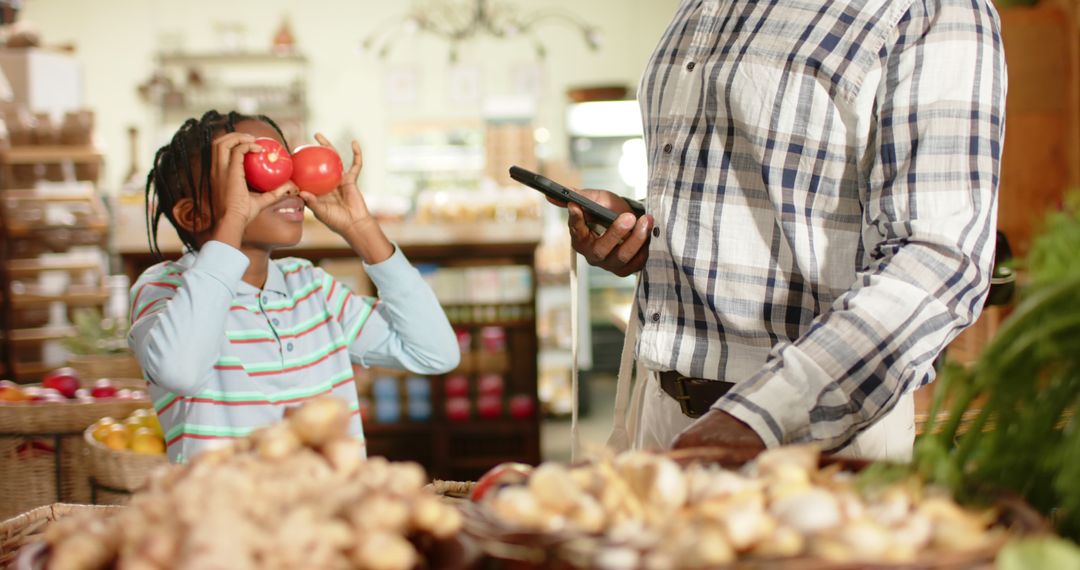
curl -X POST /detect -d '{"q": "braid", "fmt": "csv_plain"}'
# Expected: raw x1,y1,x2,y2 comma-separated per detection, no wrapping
144,110,289,259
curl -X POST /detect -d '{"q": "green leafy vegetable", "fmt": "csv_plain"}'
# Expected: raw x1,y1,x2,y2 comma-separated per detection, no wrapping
914,191,1080,541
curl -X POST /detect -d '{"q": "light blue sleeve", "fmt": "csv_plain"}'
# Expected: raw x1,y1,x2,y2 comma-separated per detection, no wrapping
345,246,460,374
127,241,249,397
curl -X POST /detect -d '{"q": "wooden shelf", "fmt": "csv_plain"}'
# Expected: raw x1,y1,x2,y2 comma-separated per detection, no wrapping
5,325,75,345
0,146,104,164
446,419,538,434
363,422,433,436
10,361,54,380
10,285,109,308
157,51,307,65
6,258,102,278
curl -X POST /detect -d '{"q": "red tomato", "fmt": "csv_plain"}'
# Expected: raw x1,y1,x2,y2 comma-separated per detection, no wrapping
291,145,343,195
243,137,294,192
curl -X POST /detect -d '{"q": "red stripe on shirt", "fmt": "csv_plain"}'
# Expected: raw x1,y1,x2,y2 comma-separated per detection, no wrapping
180,377,354,407
263,285,322,314
325,280,338,304
166,432,241,447
135,298,167,321
248,344,349,377
337,295,351,323
228,314,335,345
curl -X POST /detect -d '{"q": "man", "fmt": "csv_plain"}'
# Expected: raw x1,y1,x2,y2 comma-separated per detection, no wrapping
558,0,1006,460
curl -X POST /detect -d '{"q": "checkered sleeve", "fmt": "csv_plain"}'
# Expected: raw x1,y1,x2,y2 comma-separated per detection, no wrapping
713,0,1007,451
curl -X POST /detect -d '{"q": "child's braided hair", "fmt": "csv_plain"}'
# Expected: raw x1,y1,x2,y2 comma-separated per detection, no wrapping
144,110,288,258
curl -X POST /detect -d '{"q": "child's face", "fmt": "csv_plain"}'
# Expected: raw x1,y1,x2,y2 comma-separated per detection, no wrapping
227,120,304,250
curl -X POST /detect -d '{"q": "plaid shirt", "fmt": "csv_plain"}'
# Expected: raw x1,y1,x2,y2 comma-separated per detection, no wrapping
636,0,1006,451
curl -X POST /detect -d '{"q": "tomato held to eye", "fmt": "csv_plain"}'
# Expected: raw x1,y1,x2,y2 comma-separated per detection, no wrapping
291,145,343,196
243,137,294,192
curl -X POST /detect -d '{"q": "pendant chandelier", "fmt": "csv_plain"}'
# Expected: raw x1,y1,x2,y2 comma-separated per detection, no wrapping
359,0,603,62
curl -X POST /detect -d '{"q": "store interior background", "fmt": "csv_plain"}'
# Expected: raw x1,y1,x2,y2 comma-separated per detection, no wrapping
5,0,686,468
4,0,1076,474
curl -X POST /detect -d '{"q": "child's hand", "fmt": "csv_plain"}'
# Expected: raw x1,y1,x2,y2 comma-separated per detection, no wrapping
209,133,298,245
300,134,393,264
298,134,372,235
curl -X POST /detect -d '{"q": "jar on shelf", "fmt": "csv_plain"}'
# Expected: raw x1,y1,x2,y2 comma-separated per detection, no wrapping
59,110,94,146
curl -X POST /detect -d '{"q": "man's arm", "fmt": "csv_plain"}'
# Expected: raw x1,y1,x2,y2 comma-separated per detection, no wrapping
678,0,1007,452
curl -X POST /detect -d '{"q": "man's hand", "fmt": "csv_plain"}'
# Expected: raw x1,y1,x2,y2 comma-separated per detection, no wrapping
671,409,767,453
551,189,653,277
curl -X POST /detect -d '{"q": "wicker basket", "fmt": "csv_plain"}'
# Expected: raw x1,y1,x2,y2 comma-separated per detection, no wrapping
65,353,143,381
0,503,121,569
0,393,151,520
83,428,168,505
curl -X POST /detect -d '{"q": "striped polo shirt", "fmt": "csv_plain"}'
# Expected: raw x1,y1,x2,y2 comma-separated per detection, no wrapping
128,241,459,463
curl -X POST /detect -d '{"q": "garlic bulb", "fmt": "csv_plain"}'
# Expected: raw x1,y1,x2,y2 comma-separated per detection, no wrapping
770,488,843,534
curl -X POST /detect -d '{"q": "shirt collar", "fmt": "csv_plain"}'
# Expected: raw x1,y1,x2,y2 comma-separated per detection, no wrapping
177,249,289,297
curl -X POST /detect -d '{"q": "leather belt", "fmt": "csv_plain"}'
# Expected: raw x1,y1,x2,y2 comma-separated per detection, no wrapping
658,371,735,419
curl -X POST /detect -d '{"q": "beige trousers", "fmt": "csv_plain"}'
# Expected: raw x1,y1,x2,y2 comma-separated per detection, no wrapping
632,371,916,462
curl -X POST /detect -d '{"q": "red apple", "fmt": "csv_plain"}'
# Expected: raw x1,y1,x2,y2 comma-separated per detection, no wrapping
470,462,534,502
446,397,470,421
90,378,118,399
477,395,502,419
445,375,469,398
42,367,81,399
509,394,536,419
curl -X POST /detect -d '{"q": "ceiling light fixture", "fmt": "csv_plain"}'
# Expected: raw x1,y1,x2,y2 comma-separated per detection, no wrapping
358,0,603,62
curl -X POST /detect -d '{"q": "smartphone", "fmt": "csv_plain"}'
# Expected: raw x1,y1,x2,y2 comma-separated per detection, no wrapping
509,165,645,227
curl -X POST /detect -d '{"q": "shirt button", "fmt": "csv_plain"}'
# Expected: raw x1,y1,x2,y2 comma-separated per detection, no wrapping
651,312,661,322
286,342,294,352
262,296,269,304
663,143,673,154
272,318,280,326
652,227,660,238
686,61,696,71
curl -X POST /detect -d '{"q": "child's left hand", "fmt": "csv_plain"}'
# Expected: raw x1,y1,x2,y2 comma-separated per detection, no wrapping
298,134,371,236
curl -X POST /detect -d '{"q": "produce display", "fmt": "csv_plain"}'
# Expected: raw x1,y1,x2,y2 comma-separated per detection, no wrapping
89,409,165,455
468,446,1010,569
0,373,144,404
41,397,463,570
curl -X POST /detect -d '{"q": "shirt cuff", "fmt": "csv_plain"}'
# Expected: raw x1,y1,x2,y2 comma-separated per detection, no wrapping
711,343,828,449
192,241,250,293
362,244,418,297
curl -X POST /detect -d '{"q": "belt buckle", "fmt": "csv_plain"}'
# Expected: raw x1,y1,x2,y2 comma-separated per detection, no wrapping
672,376,701,419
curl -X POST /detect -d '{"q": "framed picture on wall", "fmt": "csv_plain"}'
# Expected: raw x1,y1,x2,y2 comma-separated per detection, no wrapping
384,66,420,107
447,64,483,106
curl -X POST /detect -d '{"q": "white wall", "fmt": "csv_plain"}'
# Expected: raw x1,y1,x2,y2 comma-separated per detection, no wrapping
20,0,680,194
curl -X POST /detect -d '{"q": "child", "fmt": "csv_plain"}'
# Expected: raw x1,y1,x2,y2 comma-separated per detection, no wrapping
128,110,459,463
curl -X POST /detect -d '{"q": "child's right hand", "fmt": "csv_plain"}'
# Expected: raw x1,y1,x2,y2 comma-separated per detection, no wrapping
209,133,298,247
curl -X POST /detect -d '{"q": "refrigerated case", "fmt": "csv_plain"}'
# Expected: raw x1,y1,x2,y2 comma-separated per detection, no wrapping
568,100,646,373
